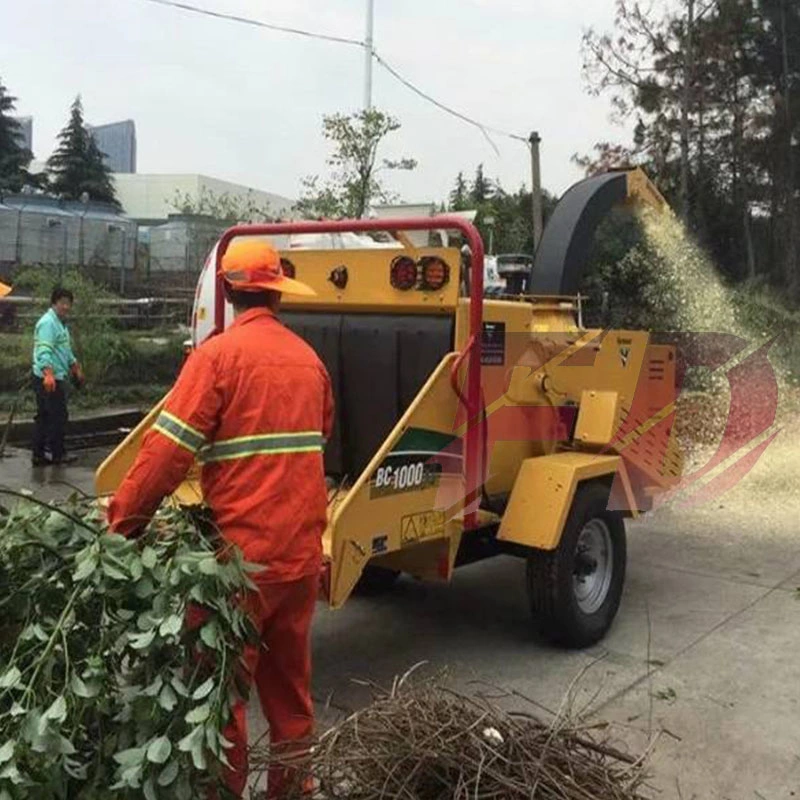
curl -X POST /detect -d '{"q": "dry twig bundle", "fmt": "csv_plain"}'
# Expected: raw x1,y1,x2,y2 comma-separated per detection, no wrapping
253,670,651,800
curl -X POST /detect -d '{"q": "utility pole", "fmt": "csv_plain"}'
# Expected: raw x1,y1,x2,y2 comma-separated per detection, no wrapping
364,0,374,110
529,131,543,254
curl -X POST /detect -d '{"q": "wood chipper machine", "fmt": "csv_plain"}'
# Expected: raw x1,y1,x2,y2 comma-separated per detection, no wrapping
96,167,682,648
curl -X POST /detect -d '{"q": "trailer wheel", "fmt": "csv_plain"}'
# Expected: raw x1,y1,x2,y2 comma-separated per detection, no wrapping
354,565,400,596
526,481,626,648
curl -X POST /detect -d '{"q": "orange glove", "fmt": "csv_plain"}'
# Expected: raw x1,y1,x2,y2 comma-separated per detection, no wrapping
71,362,85,388
42,368,56,393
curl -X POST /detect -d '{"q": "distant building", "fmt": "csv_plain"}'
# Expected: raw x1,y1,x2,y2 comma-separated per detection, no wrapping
89,120,137,173
12,116,33,153
113,173,293,225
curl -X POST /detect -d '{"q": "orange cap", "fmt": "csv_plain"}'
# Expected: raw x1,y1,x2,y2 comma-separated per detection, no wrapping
220,239,315,297
0,281,11,299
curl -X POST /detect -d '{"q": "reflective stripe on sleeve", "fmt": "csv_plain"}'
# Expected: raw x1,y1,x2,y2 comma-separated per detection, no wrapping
152,410,206,453
200,431,324,463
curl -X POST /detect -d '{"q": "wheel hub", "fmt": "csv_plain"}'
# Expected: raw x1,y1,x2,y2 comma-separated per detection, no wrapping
572,518,613,614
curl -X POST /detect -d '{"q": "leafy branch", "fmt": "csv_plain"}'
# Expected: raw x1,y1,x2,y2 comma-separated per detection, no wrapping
0,497,259,800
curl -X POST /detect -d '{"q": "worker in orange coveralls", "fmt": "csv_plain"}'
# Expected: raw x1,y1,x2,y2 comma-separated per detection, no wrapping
108,238,334,797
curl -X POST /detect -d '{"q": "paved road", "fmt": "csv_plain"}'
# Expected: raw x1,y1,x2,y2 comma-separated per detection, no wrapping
2,439,799,799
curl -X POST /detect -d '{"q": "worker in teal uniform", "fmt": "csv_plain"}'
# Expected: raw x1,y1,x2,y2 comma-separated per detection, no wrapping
31,288,84,466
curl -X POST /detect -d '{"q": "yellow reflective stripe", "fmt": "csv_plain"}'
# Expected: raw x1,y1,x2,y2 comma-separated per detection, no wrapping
160,410,205,442
203,444,323,463
210,430,321,446
153,412,206,453
152,422,196,453
201,431,324,463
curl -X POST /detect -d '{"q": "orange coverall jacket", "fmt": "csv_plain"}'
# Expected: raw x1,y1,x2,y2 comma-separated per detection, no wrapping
108,307,334,582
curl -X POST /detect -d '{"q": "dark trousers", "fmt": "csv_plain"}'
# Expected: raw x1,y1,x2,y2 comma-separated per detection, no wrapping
32,377,68,461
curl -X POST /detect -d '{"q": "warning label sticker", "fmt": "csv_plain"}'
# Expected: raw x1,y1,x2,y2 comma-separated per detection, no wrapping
481,321,506,365
400,510,446,547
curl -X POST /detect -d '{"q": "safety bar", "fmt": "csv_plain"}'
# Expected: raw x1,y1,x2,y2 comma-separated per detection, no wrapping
214,216,486,530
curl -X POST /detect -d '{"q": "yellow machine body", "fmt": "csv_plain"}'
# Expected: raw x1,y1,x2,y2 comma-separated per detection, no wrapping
95,167,682,614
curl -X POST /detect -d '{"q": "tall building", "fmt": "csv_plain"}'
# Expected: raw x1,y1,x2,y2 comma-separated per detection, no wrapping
88,119,137,173
12,116,33,153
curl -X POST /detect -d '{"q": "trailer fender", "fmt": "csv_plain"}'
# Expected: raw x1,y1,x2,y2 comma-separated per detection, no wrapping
497,452,635,551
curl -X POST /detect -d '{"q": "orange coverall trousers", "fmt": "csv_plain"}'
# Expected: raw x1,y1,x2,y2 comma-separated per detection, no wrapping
190,574,318,797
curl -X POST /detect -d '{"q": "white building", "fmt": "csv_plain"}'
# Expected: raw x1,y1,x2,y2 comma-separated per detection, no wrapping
113,173,294,225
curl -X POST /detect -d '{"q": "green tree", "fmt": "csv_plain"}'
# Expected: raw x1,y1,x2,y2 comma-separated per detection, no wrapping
296,109,417,219
169,186,285,223
449,171,469,210
447,168,557,256
47,96,118,205
579,0,800,299
0,77,33,193
470,164,494,205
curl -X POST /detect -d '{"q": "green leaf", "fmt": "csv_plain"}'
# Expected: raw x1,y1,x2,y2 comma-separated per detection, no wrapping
135,577,155,598
184,703,211,724
129,558,144,581
198,557,219,576
146,736,172,765
170,674,190,697
157,758,180,787
102,561,128,580
191,677,215,700
43,695,67,724
9,702,25,718
73,553,98,581
0,667,21,689
0,762,22,784
104,532,129,549
129,629,156,650
143,777,158,800
158,684,178,711
177,725,204,753
199,621,218,649
159,614,183,637
137,612,158,631
71,675,100,698
32,623,48,642
142,546,158,569
113,746,146,767
0,741,14,764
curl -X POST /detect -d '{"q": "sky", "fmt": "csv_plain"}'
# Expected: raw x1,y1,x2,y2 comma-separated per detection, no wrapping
2,0,629,204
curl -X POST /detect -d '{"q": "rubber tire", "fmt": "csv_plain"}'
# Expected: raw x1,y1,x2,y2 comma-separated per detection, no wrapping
354,565,400,596
526,481,626,649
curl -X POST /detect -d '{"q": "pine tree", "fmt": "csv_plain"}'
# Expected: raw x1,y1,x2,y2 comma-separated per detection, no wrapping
470,164,494,205
0,77,33,193
449,171,469,210
47,96,118,205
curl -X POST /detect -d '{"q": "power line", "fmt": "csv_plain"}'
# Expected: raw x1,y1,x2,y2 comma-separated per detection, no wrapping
141,0,363,47
138,0,529,151
372,51,528,154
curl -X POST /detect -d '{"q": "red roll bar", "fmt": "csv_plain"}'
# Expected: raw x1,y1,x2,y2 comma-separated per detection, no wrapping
214,217,485,529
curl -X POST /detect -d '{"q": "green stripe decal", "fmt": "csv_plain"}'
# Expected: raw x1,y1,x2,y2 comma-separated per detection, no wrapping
153,412,206,453
201,432,324,463
392,427,459,454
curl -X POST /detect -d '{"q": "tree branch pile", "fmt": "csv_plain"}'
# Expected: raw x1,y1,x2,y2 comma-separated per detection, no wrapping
254,673,651,800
